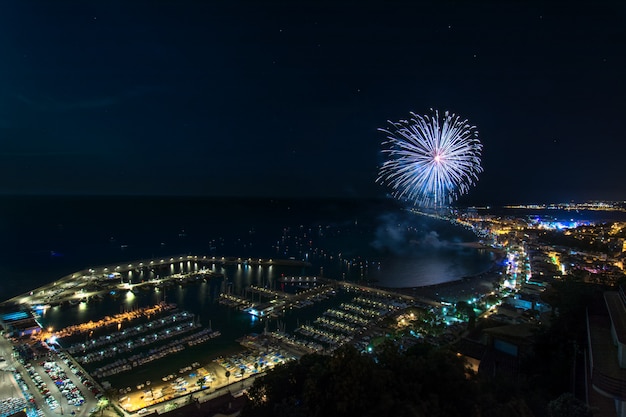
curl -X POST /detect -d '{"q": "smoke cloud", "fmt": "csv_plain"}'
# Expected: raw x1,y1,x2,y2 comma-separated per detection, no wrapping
370,211,453,257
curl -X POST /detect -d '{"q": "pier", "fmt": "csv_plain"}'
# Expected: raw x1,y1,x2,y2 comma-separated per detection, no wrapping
0,254,311,309
220,278,340,319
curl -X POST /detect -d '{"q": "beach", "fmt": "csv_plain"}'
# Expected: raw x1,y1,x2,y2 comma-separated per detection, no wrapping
388,241,506,303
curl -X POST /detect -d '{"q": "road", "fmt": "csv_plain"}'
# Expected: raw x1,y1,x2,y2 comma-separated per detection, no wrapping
137,372,261,415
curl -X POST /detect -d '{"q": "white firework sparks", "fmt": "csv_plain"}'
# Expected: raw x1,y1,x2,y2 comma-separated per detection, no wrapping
376,110,483,207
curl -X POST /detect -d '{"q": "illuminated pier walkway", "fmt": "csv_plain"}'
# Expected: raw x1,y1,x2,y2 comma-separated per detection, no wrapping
0,254,311,308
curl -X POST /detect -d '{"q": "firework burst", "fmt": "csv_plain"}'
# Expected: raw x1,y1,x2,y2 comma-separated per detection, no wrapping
376,110,483,207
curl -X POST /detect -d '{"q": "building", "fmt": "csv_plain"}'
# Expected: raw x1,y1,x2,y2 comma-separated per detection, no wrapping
0,310,41,338
586,286,626,417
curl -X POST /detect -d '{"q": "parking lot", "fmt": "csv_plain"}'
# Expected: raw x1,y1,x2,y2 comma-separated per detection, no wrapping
1,335,104,417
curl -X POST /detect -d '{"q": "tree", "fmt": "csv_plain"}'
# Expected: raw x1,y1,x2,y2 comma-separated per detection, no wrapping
547,393,592,417
242,344,493,417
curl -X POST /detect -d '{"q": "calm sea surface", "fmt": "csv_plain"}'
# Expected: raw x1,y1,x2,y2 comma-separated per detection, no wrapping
0,196,497,298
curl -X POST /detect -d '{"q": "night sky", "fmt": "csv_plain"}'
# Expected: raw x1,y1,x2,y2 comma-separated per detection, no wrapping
1,1,625,205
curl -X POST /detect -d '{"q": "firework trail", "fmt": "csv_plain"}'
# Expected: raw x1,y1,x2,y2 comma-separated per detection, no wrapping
376,110,483,207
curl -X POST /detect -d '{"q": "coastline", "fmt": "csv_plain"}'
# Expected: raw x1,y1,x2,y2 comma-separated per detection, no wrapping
393,210,505,303
379,241,506,304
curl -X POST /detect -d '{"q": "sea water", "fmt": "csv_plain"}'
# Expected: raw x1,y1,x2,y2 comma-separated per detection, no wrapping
0,195,496,298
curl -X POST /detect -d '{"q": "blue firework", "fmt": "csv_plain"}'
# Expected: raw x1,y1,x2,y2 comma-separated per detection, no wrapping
377,110,483,207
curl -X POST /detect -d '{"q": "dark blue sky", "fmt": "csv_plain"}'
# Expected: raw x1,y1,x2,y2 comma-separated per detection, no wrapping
1,0,625,204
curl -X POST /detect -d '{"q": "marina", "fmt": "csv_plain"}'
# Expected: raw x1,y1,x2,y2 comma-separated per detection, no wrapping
0,254,431,417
